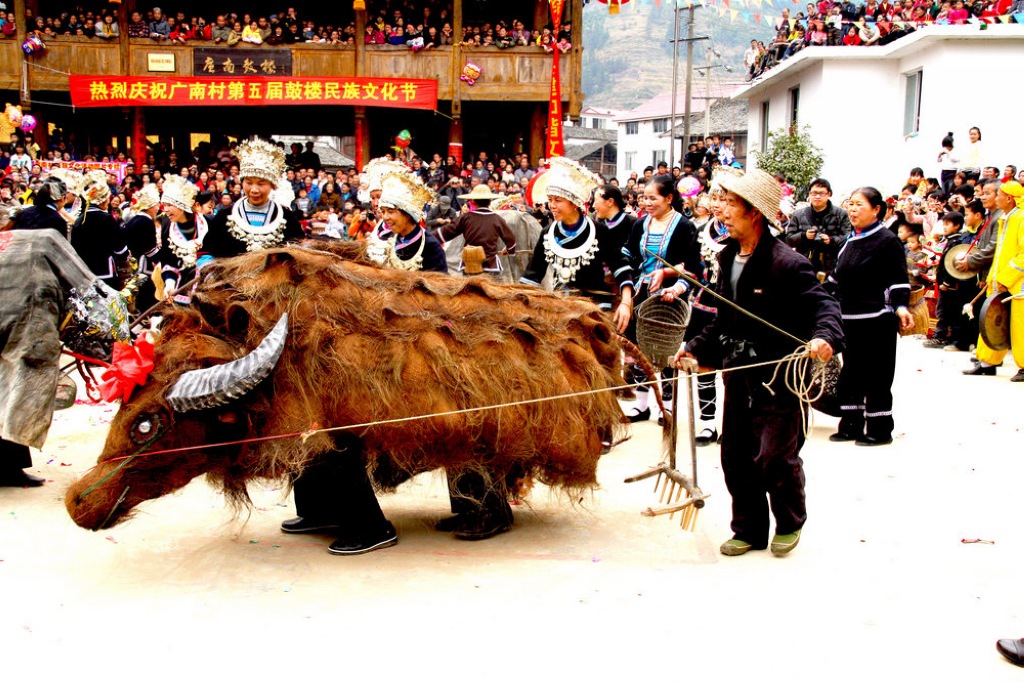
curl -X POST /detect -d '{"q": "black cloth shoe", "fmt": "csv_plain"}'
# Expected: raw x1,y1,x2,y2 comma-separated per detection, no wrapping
962,364,997,376
328,522,397,555
454,511,513,541
922,337,950,348
1011,370,1024,383
855,435,893,447
0,469,45,487
695,427,719,446
627,407,650,423
829,431,860,442
280,516,340,534
997,639,1024,667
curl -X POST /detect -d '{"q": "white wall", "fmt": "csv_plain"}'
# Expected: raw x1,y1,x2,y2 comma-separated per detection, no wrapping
742,30,1024,199
616,118,680,180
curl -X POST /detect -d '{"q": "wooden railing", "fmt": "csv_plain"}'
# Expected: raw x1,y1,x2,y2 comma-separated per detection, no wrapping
2,38,574,104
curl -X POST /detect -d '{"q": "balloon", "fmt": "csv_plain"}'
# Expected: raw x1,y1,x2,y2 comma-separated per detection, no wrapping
524,168,546,207
22,34,45,55
460,62,482,86
394,129,412,149
19,115,37,133
677,176,702,198
5,103,23,127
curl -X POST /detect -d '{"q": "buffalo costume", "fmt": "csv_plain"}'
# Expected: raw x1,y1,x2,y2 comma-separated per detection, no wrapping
826,220,910,442
684,169,843,553
204,139,304,258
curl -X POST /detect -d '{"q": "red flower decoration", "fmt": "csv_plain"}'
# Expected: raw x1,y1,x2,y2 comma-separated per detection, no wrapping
99,338,156,402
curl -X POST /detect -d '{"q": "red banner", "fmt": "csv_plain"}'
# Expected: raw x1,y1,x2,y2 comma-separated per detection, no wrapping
547,45,564,159
69,75,438,110
547,0,565,159
39,160,129,183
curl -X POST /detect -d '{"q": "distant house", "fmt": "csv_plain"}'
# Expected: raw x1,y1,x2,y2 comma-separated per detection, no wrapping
614,85,746,180
564,106,625,178
732,24,1024,196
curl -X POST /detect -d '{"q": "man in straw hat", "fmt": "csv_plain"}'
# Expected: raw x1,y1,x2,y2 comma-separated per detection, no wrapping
205,137,304,258
963,179,1024,381
519,157,635,329
437,183,516,277
70,170,129,289
674,167,843,557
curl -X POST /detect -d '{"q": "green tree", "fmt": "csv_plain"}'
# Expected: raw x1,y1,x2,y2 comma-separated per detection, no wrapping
755,125,824,200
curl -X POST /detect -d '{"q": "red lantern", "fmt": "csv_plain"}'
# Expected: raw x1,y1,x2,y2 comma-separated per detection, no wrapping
596,0,631,14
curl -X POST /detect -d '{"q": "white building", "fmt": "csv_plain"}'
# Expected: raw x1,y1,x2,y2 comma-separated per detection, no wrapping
564,106,626,177
614,85,744,180
733,25,1024,197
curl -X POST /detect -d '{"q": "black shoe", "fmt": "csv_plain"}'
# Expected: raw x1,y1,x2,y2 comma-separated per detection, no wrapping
997,638,1024,667
434,514,468,532
695,427,719,446
627,407,650,423
454,511,512,541
328,522,397,555
922,338,950,348
828,431,861,442
855,435,893,447
280,516,340,534
0,469,45,487
1011,370,1024,383
962,364,997,376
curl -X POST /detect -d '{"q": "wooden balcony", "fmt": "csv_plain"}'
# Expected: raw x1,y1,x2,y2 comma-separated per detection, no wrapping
2,37,577,107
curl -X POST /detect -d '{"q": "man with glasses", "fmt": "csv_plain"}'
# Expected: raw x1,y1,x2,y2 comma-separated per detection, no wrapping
784,177,852,276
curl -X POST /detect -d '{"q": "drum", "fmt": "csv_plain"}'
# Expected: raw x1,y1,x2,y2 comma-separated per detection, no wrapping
942,243,978,281
980,292,1012,351
900,285,931,337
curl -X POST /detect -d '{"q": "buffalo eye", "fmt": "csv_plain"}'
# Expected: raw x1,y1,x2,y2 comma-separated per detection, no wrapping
130,413,164,444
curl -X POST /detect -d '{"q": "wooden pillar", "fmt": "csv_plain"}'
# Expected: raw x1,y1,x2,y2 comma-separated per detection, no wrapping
534,1,548,31
568,0,584,121
132,108,147,168
529,104,545,165
450,0,463,164
14,0,30,109
354,107,367,170
354,2,366,76
354,2,367,168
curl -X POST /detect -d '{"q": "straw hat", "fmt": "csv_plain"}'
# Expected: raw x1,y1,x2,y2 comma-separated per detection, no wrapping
379,171,434,224
714,167,782,228
161,175,198,213
131,183,161,212
457,184,506,202
529,156,600,209
236,137,286,187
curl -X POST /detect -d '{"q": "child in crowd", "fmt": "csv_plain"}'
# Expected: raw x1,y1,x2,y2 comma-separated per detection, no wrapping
924,211,973,349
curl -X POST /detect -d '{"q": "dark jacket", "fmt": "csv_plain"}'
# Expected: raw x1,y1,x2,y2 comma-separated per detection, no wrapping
11,204,69,238
70,206,128,285
438,209,515,272
622,212,703,295
826,222,910,320
784,200,852,274
688,234,844,375
204,202,305,258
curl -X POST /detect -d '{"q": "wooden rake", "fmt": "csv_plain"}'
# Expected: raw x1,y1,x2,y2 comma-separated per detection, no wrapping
624,366,708,531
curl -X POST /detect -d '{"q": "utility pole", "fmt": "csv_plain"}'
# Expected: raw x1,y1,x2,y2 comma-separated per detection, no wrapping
696,48,733,139
669,4,707,169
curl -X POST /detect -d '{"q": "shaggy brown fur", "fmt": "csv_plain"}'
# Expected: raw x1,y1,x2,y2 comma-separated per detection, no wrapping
66,245,632,530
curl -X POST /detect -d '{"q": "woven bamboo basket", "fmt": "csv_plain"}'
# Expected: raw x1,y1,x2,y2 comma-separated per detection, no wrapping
901,285,930,337
636,296,691,368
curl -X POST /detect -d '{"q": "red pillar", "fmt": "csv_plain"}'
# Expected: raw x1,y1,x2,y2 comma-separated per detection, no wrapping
354,106,366,170
131,108,147,168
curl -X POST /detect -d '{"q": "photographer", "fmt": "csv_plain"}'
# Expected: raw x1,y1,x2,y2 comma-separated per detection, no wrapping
439,176,463,211
784,177,852,275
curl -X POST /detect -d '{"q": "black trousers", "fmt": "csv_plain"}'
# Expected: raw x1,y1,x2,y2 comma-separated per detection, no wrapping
0,438,32,473
292,440,389,538
837,315,898,439
720,371,806,546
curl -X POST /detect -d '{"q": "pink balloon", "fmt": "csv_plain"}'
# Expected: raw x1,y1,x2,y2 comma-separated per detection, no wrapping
19,114,37,132
677,176,702,197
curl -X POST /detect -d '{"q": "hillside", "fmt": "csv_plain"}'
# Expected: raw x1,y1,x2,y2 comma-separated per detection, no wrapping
581,1,771,111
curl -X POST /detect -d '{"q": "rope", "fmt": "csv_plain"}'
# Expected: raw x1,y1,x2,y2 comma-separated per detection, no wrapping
89,354,812,467
760,345,830,438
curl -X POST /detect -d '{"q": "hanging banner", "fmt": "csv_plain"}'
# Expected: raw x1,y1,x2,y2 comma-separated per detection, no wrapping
547,0,565,159
38,160,129,183
548,44,564,158
69,75,438,110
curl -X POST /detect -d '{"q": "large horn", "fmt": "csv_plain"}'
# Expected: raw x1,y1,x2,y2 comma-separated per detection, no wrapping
165,314,289,412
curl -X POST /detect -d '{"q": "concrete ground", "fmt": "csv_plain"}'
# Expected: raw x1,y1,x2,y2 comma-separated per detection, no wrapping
1,340,1022,681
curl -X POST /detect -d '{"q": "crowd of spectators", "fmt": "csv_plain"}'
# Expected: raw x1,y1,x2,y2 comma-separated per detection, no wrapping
745,0,1024,78
0,2,572,51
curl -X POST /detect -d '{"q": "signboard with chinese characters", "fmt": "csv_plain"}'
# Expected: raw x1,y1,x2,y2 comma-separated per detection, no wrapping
68,75,439,111
39,160,129,183
193,48,291,77
147,53,176,73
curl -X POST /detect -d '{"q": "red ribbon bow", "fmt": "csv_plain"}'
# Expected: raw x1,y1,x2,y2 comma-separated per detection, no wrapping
99,338,155,402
